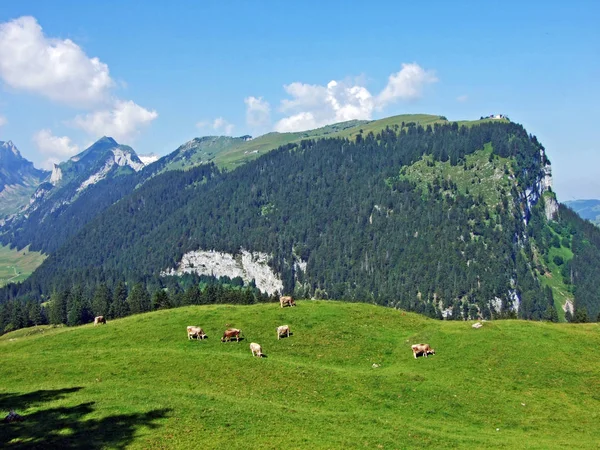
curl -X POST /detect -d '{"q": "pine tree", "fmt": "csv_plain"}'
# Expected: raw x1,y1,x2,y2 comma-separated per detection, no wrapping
67,286,91,326
110,282,129,318
92,283,111,317
152,290,171,310
127,283,151,314
49,290,68,325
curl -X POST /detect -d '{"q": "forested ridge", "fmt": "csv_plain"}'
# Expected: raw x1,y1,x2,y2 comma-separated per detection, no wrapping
1,120,600,333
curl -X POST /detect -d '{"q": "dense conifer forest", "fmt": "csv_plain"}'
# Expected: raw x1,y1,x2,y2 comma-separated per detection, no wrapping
1,121,600,333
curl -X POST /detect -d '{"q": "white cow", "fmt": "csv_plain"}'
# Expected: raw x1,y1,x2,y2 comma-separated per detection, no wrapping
250,342,263,357
276,325,290,340
187,326,207,340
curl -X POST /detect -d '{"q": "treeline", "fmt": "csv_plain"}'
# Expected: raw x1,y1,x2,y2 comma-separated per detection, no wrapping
1,121,597,324
0,275,278,334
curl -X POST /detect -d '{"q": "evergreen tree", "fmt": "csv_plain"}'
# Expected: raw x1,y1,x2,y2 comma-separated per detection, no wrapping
67,286,91,326
110,282,129,318
92,283,111,317
152,289,171,310
49,290,68,325
565,309,573,323
127,283,151,314
574,308,589,323
542,304,559,323
28,301,44,326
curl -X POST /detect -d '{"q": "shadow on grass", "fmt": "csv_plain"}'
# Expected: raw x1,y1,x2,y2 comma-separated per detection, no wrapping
0,388,170,449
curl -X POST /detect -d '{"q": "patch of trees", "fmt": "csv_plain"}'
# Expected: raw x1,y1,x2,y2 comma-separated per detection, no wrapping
0,275,277,334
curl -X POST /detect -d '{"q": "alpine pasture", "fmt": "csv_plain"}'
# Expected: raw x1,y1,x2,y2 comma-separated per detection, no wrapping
1,301,599,448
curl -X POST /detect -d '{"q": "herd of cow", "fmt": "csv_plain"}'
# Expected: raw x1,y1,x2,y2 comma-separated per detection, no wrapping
93,295,436,360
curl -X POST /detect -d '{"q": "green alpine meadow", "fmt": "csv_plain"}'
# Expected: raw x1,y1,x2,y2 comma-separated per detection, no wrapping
1,301,599,448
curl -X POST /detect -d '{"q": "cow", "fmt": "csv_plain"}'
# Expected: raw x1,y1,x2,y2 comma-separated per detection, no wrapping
94,316,106,326
280,296,296,308
411,343,435,359
250,342,263,357
276,325,290,340
187,326,207,340
221,328,242,342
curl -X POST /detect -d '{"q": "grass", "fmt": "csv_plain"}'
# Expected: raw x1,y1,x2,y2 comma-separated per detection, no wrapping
1,301,599,448
0,245,46,287
396,144,514,207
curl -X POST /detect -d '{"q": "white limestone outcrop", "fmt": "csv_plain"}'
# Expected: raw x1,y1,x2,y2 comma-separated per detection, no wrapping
161,249,283,296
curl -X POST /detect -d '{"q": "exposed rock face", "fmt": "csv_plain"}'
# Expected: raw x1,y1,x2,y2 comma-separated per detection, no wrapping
162,249,283,295
563,300,574,316
50,164,62,185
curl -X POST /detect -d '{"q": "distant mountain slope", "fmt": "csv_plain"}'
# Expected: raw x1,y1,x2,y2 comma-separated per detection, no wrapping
11,120,589,321
0,116,452,256
564,199,600,225
0,141,49,217
0,137,146,254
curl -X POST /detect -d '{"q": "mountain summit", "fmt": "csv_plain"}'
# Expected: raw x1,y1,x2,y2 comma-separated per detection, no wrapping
0,141,49,217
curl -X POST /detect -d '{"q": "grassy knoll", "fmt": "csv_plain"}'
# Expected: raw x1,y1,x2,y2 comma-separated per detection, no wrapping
0,245,46,287
3,301,597,448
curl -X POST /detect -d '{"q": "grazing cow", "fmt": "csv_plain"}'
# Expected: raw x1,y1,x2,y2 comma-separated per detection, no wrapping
250,342,263,357
187,326,207,340
411,343,435,359
221,328,242,342
94,316,106,326
276,325,290,340
280,296,296,308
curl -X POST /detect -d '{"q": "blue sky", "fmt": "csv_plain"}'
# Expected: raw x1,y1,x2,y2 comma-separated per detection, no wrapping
0,1,598,200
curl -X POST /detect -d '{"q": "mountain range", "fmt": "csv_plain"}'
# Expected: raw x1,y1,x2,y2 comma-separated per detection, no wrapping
0,141,49,217
1,114,600,334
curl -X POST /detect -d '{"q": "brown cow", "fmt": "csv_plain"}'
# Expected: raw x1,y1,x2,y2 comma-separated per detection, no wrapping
280,296,296,308
94,316,106,326
276,325,290,340
187,326,207,340
221,328,242,342
250,342,263,357
411,343,435,359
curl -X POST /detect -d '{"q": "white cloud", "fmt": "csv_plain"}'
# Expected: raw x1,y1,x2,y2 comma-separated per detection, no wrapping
274,80,375,132
33,129,80,169
274,112,320,133
376,63,438,108
457,95,468,103
244,96,271,128
197,117,235,136
0,115,6,127
72,100,158,142
0,16,113,107
272,63,437,132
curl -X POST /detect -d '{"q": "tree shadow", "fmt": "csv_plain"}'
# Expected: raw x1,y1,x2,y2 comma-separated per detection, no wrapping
0,388,170,449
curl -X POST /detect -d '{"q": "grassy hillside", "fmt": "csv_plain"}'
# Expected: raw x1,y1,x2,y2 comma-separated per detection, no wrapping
215,114,448,169
0,245,46,287
1,301,598,448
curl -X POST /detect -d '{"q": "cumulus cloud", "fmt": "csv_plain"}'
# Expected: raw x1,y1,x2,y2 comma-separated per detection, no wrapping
376,63,438,108
196,117,235,136
33,129,80,169
244,96,271,128
72,100,158,142
272,63,437,132
274,80,375,132
0,16,113,107
457,95,469,103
